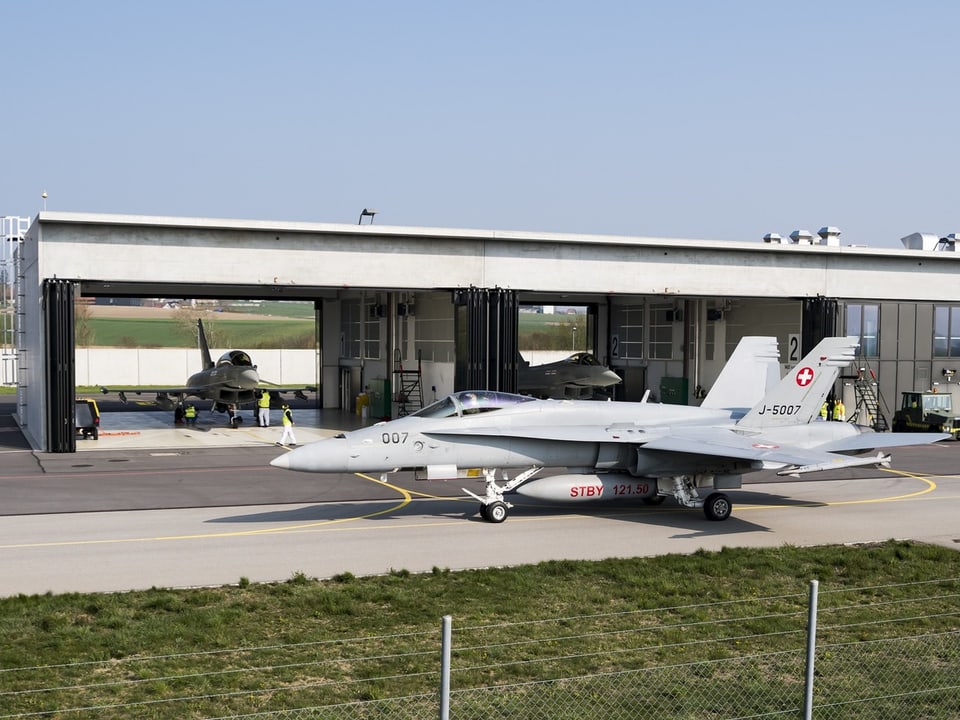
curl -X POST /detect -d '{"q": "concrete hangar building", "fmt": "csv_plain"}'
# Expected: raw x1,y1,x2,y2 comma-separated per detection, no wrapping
10,211,960,452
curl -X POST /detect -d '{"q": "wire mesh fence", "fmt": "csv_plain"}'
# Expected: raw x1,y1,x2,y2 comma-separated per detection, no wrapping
2,577,958,719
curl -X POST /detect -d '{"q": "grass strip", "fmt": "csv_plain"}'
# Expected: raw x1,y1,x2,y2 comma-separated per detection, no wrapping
1,542,958,718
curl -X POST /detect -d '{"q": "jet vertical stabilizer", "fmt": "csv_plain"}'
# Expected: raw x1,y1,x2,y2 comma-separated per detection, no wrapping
701,336,780,414
736,336,859,429
198,319,214,370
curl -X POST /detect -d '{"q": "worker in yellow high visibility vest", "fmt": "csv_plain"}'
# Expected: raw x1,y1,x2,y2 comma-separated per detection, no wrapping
258,390,272,428
833,398,846,422
277,404,297,447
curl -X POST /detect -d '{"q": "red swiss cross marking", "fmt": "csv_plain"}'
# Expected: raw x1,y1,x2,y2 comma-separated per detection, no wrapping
795,367,815,387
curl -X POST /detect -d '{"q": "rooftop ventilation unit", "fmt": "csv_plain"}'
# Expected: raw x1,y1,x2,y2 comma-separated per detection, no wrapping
762,233,786,244
901,232,941,251
937,234,958,252
789,229,814,245
817,226,841,246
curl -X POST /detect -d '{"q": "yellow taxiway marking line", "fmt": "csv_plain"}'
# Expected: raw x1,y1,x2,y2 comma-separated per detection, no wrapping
734,469,937,511
0,474,415,550
0,470,948,551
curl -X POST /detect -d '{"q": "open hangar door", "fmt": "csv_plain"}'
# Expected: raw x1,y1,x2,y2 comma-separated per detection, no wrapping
38,281,327,452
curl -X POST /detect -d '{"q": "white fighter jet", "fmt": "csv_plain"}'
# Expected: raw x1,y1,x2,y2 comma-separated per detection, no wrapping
270,336,948,523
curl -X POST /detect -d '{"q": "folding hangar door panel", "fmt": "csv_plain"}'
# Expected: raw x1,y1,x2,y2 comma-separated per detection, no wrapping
802,297,839,355
454,288,518,393
44,279,76,453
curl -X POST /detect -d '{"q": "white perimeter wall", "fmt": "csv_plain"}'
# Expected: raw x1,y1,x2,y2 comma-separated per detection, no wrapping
75,349,318,387
74,350,576,404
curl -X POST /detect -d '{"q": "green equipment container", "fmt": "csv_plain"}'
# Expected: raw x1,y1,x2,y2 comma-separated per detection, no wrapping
367,377,392,419
659,376,689,405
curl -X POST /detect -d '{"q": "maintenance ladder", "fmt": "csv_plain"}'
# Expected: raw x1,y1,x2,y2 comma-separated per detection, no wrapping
394,349,424,416
852,365,889,432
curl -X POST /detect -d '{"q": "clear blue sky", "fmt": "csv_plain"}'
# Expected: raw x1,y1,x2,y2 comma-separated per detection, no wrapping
4,1,958,247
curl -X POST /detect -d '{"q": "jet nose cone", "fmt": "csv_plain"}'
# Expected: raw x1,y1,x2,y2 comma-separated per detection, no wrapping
270,436,357,473
239,369,260,390
270,443,320,472
600,370,622,386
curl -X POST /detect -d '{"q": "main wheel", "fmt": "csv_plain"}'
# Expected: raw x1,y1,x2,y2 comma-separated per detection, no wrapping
703,492,732,522
486,501,508,523
479,503,490,522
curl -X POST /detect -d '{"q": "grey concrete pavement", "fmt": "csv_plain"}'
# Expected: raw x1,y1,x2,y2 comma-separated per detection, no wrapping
2,395,959,596
1,470,959,596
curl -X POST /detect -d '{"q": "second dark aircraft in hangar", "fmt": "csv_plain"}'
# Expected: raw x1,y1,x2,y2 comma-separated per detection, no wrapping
518,352,621,399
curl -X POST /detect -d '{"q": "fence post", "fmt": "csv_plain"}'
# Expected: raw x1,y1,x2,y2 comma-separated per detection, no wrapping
440,615,452,720
803,579,819,720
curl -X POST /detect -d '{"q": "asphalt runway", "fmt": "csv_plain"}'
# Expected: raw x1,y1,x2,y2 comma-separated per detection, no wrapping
1,396,959,596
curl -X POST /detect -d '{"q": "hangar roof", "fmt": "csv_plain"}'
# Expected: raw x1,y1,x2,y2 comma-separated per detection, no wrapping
27,211,960,302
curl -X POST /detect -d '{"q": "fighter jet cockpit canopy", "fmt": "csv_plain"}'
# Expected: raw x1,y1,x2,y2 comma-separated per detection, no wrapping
413,391,535,419
216,350,254,367
566,352,602,366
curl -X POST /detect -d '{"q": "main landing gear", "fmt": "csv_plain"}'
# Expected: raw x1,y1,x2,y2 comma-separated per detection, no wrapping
668,475,732,521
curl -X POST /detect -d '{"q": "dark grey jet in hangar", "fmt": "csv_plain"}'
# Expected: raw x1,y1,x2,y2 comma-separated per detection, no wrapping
102,319,314,418
270,336,948,523
518,352,621,399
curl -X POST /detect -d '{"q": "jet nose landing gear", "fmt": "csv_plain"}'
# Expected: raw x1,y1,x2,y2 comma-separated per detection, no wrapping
479,501,509,523
465,467,543,523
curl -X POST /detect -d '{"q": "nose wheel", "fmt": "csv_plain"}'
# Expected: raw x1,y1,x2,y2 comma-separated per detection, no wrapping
464,466,542,523
479,501,509,523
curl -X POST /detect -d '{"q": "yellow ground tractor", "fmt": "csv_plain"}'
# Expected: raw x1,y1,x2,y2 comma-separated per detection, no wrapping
892,389,960,439
75,399,100,440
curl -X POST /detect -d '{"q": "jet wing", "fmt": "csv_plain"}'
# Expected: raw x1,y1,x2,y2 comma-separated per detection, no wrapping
815,432,950,452
257,382,317,391
256,383,317,400
592,427,908,475
424,424,940,475
101,385,194,397
606,425,945,474
637,427,849,468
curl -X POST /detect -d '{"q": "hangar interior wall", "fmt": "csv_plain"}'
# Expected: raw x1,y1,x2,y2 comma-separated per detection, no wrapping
323,291,457,415
607,297,805,403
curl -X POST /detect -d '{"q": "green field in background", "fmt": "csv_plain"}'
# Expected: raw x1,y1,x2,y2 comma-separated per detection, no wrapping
81,318,315,349
77,308,585,350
